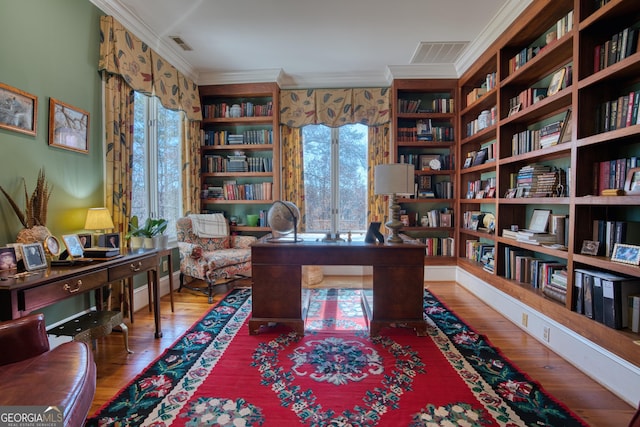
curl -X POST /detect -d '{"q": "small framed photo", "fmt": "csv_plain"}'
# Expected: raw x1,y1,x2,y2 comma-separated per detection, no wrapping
78,233,92,248
624,167,640,195
580,240,600,256
471,148,487,166
419,154,440,171
508,103,522,117
98,232,120,249
462,156,473,169
0,247,18,271
62,234,85,259
0,82,37,136
547,68,566,96
504,188,517,199
611,243,640,265
469,219,480,231
486,187,496,198
21,242,47,271
48,98,89,153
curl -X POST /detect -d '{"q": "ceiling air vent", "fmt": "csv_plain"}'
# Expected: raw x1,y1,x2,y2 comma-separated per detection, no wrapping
169,36,193,51
411,42,468,64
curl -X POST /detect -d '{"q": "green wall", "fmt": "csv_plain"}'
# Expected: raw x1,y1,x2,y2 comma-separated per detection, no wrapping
0,0,105,322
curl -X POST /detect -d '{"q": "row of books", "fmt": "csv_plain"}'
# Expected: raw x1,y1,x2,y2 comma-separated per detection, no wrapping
203,129,273,146
574,269,640,330
595,90,640,134
465,240,493,265
397,98,454,114
592,220,640,258
398,154,454,171
417,180,454,200
203,181,273,201
507,11,573,74
504,246,567,294
593,156,639,194
396,125,454,142
510,109,571,156
202,155,273,173
508,87,548,112
464,177,496,199
202,101,273,119
593,24,639,73
412,236,455,257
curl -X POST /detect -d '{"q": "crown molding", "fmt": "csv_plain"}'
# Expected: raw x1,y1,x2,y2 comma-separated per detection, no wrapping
388,64,459,80
198,69,285,86
89,0,199,82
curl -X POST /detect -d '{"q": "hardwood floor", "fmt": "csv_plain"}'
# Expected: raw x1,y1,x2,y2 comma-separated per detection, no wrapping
87,277,636,426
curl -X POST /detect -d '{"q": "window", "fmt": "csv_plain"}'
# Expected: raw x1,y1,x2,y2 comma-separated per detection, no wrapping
302,124,368,235
132,92,182,239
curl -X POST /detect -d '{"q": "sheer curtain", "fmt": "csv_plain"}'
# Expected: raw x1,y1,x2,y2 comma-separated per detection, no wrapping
279,88,391,227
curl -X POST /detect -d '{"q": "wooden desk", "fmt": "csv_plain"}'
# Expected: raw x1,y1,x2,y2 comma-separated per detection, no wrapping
0,250,163,338
250,241,427,336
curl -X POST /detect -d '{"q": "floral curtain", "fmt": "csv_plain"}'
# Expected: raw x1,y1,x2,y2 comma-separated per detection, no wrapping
99,16,204,230
182,121,202,215
103,74,134,236
279,88,391,227
280,125,306,231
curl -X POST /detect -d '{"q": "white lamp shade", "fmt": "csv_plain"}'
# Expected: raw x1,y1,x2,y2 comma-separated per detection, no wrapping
84,207,115,231
374,163,415,195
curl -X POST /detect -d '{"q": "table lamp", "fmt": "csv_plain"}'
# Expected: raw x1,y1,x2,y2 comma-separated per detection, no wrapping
374,163,415,243
84,207,115,246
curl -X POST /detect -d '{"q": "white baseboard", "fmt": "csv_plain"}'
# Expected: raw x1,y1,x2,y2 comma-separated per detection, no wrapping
455,267,640,407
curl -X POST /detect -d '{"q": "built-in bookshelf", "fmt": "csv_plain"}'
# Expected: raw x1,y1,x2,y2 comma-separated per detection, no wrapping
391,79,458,263
457,0,640,367
199,82,280,234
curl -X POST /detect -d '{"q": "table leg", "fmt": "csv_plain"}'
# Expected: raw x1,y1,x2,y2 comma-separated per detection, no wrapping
151,268,162,338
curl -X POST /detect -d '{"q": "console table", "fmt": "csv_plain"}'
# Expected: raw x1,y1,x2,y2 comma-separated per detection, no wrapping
250,241,427,336
0,250,163,338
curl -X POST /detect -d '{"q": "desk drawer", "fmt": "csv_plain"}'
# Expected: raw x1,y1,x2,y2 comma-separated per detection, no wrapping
22,269,108,313
109,255,157,281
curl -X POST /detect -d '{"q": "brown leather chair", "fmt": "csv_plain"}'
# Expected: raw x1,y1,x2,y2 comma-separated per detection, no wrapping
0,313,96,427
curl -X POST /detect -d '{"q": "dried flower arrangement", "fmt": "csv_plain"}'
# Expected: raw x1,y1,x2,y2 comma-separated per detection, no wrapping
0,168,54,242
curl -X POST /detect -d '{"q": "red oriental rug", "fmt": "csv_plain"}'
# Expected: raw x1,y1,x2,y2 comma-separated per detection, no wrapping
86,287,587,426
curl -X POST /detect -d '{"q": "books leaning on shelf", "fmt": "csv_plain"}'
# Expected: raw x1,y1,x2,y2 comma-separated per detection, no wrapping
575,269,640,329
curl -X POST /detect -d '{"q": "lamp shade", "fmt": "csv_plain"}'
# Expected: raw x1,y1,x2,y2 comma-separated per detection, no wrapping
84,207,115,231
374,163,415,195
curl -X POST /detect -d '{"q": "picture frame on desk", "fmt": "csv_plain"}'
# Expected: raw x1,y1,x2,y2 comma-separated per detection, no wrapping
48,98,89,154
98,232,120,249
78,233,92,248
21,242,47,271
624,167,640,194
62,234,84,259
611,243,640,265
580,240,600,256
0,247,18,271
0,82,37,136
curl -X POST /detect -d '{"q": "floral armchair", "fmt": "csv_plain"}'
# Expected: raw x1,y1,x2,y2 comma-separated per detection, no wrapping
176,216,256,303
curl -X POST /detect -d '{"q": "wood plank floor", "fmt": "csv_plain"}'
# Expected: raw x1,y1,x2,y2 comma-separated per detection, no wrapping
87,277,636,426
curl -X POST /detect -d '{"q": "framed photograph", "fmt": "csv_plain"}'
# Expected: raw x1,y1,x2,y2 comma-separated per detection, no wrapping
504,188,517,199
62,234,85,259
547,68,566,96
624,167,640,195
508,103,522,117
48,98,89,153
21,242,47,271
78,233,92,248
526,209,551,232
98,232,120,249
611,243,640,265
471,148,487,166
580,240,600,256
486,187,496,198
43,235,61,257
0,82,37,136
462,156,473,169
419,154,440,171
0,247,18,271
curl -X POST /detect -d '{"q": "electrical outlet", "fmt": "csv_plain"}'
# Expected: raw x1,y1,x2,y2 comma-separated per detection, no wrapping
543,326,550,342
521,313,528,327
162,260,168,272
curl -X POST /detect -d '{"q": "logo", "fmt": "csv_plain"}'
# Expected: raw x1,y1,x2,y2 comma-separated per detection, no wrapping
0,406,64,427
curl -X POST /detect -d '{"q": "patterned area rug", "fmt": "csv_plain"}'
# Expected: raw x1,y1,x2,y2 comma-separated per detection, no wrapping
86,288,587,426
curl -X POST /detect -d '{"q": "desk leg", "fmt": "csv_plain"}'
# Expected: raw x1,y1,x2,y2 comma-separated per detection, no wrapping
151,269,163,338
166,251,175,312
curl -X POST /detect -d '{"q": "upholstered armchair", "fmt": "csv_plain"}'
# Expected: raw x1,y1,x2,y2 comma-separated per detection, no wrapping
176,215,256,303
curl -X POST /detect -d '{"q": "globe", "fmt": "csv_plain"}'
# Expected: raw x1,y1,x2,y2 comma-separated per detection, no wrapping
267,201,301,239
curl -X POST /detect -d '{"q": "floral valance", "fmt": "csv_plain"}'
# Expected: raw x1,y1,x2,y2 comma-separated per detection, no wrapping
280,88,390,128
98,16,202,121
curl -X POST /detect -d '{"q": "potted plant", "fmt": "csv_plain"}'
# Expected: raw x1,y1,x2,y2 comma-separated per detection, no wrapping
125,215,145,250
135,217,169,249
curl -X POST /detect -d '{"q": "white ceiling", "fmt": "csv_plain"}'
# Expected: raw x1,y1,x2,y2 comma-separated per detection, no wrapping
91,0,531,88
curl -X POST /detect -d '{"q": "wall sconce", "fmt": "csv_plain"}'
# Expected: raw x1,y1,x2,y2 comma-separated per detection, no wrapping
374,163,415,243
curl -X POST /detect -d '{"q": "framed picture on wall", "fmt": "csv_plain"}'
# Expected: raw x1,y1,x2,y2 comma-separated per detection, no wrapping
48,98,89,153
0,82,37,136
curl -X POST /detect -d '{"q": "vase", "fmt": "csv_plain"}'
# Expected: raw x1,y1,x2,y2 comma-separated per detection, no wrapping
143,237,154,249
16,225,51,244
152,235,168,249
129,236,143,250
